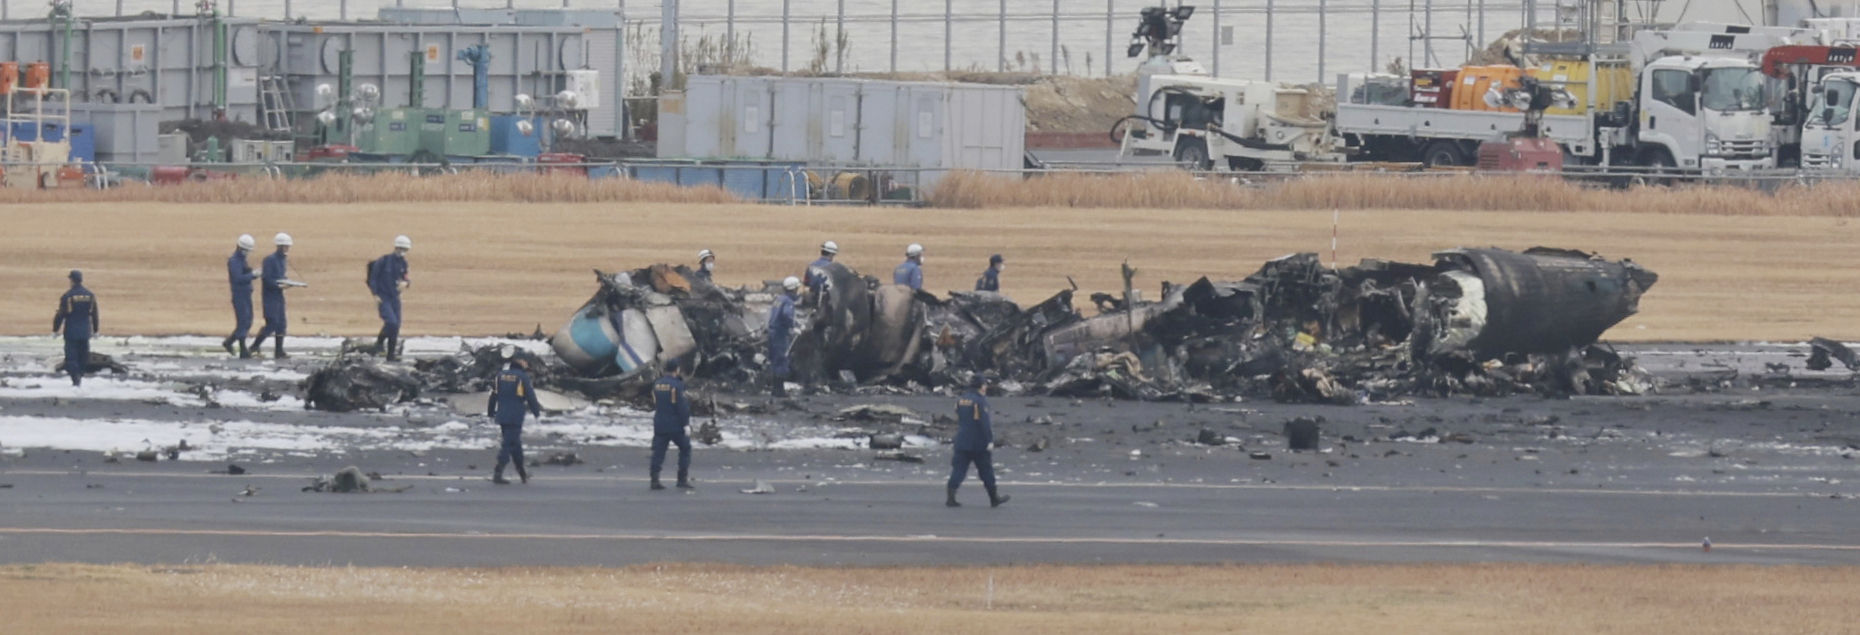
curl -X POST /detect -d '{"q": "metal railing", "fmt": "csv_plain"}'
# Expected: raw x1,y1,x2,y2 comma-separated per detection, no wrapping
7,156,1858,207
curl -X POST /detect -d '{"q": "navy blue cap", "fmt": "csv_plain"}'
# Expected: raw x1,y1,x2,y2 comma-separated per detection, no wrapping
67,269,82,282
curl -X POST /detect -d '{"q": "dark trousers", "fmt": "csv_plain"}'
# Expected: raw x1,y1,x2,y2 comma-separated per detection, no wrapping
251,297,287,350
230,294,253,340
494,424,524,473
62,337,88,385
650,428,692,481
948,449,997,491
375,296,402,356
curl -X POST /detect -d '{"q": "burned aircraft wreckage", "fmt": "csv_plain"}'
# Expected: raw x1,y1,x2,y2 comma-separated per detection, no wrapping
303,247,1658,411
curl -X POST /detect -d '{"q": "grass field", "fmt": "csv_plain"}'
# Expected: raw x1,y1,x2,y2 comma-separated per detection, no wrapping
2,201,1856,341
2,563,1855,634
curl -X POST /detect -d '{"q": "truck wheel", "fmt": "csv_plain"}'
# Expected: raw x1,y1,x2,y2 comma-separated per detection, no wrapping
1173,139,1212,171
1420,141,1466,168
1636,149,1676,187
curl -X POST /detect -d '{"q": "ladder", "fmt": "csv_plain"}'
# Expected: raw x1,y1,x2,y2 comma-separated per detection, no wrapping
259,75,295,134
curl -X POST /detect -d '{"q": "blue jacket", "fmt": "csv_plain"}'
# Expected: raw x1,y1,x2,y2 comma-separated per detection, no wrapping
953,390,993,452
261,251,289,301
54,285,99,340
370,252,408,299
767,293,796,348
975,267,1000,292
806,257,833,292
486,365,542,426
228,249,258,295
893,259,923,290
652,375,692,434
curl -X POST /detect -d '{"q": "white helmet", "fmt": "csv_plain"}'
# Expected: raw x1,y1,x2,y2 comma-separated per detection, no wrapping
782,276,801,291
698,249,715,261
394,235,412,250
274,232,293,247
820,240,839,255
236,234,255,250
906,243,924,257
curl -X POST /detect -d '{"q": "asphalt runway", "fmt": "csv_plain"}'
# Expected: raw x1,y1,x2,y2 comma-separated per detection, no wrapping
1,338,1857,567
2,464,1855,567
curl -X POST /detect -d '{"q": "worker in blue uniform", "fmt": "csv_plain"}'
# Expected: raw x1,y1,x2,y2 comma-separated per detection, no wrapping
767,276,800,398
893,243,924,290
693,249,716,284
650,359,695,490
975,254,1004,292
485,349,542,485
52,270,99,387
248,233,301,359
947,374,1009,508
804,240,838,306
223,234,259,358
369,235,412,361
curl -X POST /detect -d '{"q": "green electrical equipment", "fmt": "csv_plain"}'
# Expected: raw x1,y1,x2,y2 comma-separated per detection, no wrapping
419,109,491,159
357,108,421,156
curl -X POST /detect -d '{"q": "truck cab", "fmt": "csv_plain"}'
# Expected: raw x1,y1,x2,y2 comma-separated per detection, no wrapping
1637,56,1775,172
1799,71,1860,171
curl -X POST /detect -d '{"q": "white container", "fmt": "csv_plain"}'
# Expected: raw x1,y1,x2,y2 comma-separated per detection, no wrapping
230,139,267,163
673,75,1026,191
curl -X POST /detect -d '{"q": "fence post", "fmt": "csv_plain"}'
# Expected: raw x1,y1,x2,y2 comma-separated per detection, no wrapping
662,0,678,85
782,0,791,72
998,0,1007,72
836,0,846,74
1372,0,1380,73
1051,0,1060,75
892,0,900,73
945,0,953,73
1212,0,1221,78
1264,0,1273,81
1319,0,1327,84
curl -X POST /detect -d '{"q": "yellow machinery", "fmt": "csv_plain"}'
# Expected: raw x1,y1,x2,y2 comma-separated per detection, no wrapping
1533,60,1634,116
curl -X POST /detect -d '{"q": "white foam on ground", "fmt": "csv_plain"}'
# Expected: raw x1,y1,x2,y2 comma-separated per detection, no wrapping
129,361,309,382
0,411,924,461
0,335,548,359
0,376,201,406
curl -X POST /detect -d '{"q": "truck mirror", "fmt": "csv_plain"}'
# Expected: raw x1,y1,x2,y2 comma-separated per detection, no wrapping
1688,73,1701,94
1826,107,1836,123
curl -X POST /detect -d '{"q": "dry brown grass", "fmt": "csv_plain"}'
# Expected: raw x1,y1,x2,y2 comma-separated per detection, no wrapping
2,201,1857,341
929,170,1860,216
1,562,1855,634
0,172,740,205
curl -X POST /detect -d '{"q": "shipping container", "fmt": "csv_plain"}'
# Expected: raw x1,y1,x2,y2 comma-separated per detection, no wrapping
669,76,1024,191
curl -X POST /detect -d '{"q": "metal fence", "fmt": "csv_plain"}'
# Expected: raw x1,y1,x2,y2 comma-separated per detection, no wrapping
12,1,1543,85
11,158,1845,206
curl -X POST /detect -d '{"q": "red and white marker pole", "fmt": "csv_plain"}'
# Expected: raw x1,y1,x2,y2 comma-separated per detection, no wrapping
1330,208,1339,268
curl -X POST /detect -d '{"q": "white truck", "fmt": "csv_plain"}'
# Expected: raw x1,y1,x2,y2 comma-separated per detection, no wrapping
1117,63,1344,170
1335,25,1805,173
1112,3,1343,170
